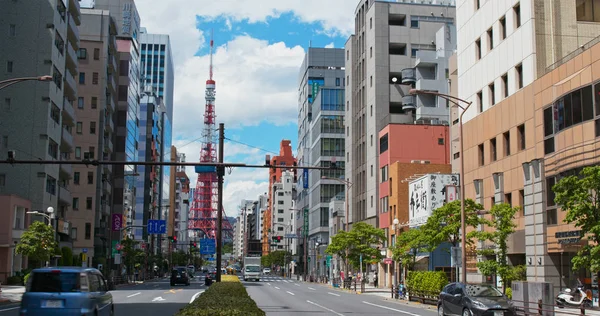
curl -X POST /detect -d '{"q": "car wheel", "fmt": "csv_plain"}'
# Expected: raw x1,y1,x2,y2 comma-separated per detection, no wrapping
438,305,444,316
462,308,472,316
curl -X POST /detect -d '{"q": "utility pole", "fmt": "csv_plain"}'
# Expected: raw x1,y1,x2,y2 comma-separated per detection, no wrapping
216,123,225,282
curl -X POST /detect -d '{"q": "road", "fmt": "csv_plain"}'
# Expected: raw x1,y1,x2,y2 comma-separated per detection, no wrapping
245,276,435,316
0,275,208,316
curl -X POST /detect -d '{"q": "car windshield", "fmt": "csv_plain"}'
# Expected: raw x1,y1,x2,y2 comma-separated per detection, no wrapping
30,272,81,293
246,266,261,272
465,284,504,297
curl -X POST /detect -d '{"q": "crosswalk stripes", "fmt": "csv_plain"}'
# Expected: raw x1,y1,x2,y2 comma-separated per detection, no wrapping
260,277,296,283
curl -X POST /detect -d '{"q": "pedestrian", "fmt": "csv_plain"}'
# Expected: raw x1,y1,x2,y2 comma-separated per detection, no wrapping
374,272,378,288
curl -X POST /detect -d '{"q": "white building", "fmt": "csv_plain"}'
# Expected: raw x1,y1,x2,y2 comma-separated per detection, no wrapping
233,213,244,259
270,171,296,252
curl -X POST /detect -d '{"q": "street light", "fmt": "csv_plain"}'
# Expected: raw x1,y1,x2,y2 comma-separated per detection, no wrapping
27,206,55,226
0,75,52,91
409,89,472,284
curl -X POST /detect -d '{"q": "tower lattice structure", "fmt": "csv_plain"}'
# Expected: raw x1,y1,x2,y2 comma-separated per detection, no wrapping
189,32,233,240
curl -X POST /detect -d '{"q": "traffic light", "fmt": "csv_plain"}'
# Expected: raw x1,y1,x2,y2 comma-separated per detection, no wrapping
173,235,177,244
190,241,196,249
271,236,283,243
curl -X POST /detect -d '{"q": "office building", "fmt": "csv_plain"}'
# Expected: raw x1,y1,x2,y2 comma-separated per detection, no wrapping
453,0,600,289
269,171,297,252
0,0,82,266
93,0,142,242
262,140,297,254
172,150,190,245
344,0,455,228
69,8,119,268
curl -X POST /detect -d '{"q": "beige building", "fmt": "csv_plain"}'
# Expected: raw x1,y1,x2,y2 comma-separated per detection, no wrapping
67,9,119,268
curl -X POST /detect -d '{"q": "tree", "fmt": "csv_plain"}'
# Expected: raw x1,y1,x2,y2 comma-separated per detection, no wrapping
326,222,386,273
392,228,429,271
16,221,57,267
554,166,600,273
474,203,525,293
222,243,233,254
420,199,486,249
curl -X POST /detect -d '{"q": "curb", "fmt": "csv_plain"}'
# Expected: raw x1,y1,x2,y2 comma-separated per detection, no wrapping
381,297,436,311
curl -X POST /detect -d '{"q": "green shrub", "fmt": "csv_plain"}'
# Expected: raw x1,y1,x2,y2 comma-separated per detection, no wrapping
6,276,22,285
406,271,448,298
176,281,264,316
23,273,30,285
505,287,512,300
62,247,73,266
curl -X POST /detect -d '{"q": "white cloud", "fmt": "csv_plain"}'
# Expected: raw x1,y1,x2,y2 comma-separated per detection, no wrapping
324,42,335,48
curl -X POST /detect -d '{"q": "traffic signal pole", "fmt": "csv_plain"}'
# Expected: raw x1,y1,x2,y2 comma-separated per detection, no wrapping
216,123,225,282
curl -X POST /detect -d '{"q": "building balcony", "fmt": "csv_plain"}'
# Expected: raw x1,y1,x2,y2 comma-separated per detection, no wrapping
67,17,79,50
108,53,117,74
102,181,112,194
62,97,76,127
402,95,417,111
401,68,416,85
66,42,77,75
390,54,412,73
415,50,438,68
59,156,72,180
58,185,72,205
63,70,77,101
415,77,447,93
68,0,81,25
107,74,116,92
104,137,113,152
60,127,74,152
104,117,114,132
106,95,115,112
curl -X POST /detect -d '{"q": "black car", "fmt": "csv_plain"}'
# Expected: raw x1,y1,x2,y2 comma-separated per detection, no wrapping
438,282,515,316
170,267,190,286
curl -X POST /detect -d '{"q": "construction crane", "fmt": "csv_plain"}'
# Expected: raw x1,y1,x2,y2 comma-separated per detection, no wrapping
189,30,233,241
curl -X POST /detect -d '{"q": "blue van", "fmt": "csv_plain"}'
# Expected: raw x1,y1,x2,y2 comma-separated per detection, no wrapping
19,267,114,316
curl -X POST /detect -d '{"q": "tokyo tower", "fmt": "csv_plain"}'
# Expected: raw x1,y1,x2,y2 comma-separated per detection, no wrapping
189,31,233,240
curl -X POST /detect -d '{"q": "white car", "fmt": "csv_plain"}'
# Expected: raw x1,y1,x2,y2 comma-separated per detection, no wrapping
263,268,271,275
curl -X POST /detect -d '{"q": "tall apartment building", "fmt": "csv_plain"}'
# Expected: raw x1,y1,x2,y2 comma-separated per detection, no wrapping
270,171,297,252
295,48,346,264
173,151,190,245
255,193,268,241
233,214,243,259
262,140,297,254
69,8,119,268
345,0,455,227
453,0,600,288
135,92,165,249
0,0,81,256
139,29,174,252
93,0,142,242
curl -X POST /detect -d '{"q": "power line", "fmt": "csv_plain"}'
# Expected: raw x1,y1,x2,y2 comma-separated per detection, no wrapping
224,137,279,155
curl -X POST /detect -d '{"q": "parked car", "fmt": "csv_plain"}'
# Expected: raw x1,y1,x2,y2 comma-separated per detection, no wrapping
19,267,114,316
437,282,515,316
263,268,271,275
170,267,190,286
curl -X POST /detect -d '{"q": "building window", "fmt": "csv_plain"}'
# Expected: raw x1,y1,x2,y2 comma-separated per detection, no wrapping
515,64,523,89
501,73,509,98
499,16,506,40
503,131,511,156
453,152,460,159
86,197,92,209
91,97,97,109
87,171,93,184
8,24,15,36
370,17,372,29
411,48,419,57
477,90,483,113
48,139,58,159
410,17,419,28
75,147,81,159
576,0,600,22
92,72,99,84
370,75,373,87
490,138,497,161
478,143,484,166
517,124,526,150
380,133,389,153
6,61,13,73
336,78,340,86
369,46,372,58
74,172,80,185
46,176,57,195
475,38,481,60
73,198,79,210
489,82,496,106
88,146,95,159
487,27,493,51
514,3,521,28
77,48,87,59
85,223,91,239
93,48,100,60
76,122,82,134
89,122,96,134
474,0,480,10
79,72,85,84
71,228,77,240
77,97,84,109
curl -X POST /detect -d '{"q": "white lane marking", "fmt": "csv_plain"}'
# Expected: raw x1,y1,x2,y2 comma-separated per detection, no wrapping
308,287,316,290
267,283,271,286
328,292,341,297
307,300,344,316
286,291,295,296
152,296,166,302
274,286,280,290
189,291,204,304
0,306,19,312
362,301,421,316
127,292,141,298
295,284,300,287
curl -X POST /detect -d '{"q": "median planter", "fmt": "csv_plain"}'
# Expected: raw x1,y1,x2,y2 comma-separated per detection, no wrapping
176,275,265,316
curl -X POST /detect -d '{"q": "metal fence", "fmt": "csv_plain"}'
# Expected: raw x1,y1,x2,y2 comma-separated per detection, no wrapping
545,34,600,75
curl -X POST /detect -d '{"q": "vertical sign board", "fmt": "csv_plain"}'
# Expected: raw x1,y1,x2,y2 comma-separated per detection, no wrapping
409,173,460,228
303,168,309,189
112,214,122,232
303,208,309,237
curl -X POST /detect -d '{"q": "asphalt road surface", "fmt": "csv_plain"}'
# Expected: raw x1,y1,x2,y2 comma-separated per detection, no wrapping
246,276,436,316
0,275,208,316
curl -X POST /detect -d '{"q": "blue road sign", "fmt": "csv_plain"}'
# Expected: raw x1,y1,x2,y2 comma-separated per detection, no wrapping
147,220,166,234
200,238,216,255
